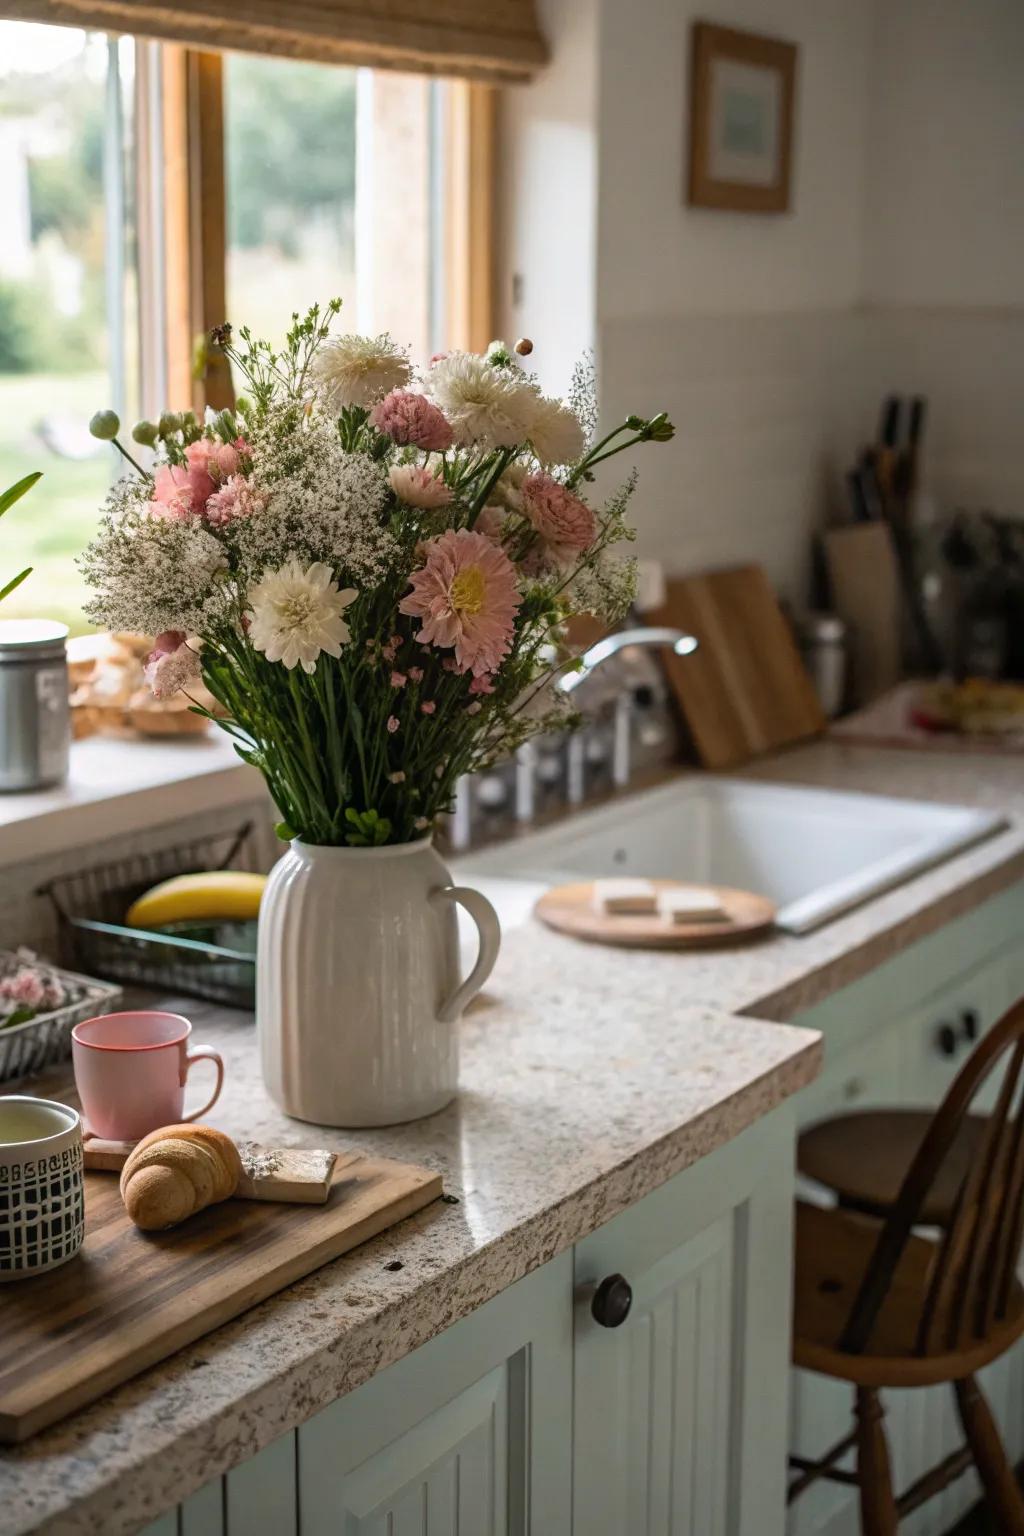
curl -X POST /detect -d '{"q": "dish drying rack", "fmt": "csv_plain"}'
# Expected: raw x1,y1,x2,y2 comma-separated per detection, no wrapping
41,823,260,1009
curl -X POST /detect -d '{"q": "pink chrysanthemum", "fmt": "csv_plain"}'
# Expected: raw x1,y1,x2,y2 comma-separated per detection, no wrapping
521,472,596,561
370,390,453,452
389,464,453,510
205,474,265,527
399,528,519,678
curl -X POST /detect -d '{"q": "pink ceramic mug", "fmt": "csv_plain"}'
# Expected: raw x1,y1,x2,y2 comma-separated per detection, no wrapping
71,1011,225,1142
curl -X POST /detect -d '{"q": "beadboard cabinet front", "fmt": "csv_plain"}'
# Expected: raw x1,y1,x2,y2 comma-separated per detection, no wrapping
573,1110,796,1536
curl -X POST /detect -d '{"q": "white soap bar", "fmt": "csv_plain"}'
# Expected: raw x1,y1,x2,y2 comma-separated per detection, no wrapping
658,887,729,924
592,878,658,915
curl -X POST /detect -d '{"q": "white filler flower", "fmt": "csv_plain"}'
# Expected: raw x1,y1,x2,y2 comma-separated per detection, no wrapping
247,559,357,673
312,334,411,412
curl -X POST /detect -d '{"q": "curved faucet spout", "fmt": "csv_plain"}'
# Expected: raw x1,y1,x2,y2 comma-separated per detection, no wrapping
557,626,698,694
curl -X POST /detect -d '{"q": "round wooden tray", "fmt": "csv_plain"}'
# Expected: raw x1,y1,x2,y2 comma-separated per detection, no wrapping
534,880,777,949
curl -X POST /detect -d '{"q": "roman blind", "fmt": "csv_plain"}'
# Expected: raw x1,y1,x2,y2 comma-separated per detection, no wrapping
6,0,549,82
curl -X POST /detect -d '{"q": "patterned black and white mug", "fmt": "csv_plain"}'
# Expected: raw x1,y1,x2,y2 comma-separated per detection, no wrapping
0,1097,84,1281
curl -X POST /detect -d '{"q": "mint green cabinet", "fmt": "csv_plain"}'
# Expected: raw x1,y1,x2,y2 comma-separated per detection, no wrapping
142,1104,797,1536
573,1109,796,1536
297,1251,573,1535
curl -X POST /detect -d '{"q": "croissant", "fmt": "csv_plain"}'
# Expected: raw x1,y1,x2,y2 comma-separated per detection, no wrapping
120,1123,242,1231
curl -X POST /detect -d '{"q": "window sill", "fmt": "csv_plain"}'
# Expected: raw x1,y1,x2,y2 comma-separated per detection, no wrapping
0,732,263,870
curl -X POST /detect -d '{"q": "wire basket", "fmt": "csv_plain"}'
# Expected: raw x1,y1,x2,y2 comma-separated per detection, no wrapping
41,823,260,1009
0,957,122,1084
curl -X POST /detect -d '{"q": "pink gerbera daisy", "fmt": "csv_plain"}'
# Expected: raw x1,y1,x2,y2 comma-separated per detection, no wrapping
399,528,520,678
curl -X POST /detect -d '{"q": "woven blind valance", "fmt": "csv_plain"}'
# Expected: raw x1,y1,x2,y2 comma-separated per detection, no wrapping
6,0,549,82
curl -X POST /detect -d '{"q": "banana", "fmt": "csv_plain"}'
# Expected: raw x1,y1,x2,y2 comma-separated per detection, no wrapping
125,871,268,929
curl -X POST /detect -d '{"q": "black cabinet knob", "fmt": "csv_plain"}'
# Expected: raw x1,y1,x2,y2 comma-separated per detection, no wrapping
591,1273,633,1328
937,1023,958,1057
961,1008,980,1043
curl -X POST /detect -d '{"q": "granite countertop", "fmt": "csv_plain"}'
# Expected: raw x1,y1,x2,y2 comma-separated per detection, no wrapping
4,737,1024,1535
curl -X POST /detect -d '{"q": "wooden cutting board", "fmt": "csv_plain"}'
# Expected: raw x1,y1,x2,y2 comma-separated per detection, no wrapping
535,881,776,949
823,523,902,704
645,565,825,768
0,1151,441,1443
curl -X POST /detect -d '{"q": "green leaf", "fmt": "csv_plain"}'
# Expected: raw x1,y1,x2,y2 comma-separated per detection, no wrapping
0,472,41,519
1,1005,37,1029
0,567,32,603
274,820,297,841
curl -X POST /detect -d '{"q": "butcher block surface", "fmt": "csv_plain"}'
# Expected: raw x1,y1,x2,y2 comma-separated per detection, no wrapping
0,1150,441,1443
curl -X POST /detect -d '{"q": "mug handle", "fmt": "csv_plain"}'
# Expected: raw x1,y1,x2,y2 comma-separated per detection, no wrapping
430,886,501,1024
180,1044,225,1122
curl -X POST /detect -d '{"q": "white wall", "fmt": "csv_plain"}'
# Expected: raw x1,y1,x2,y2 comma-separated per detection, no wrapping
497,0,600,395
597,0,871,320
863,0,1024,310
859,0,1024,518
594,0,872,597
499,0,1024,597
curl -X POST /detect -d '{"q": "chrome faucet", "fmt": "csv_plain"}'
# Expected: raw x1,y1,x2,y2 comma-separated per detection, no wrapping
448,627,699,849
557,626,698,801
555,626,699,694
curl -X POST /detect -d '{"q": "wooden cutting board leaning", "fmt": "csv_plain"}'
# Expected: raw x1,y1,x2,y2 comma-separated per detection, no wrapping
0,1150,442,1442
644,564,825,769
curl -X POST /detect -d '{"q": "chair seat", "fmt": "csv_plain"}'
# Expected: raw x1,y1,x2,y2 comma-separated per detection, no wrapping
792,1201,1024,1389
797,1110,989,1225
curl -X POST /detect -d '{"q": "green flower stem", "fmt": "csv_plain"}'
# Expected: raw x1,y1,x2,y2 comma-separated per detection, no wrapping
111,437,151,479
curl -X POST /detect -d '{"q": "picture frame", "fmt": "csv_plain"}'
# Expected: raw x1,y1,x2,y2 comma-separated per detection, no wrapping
687,22,797,213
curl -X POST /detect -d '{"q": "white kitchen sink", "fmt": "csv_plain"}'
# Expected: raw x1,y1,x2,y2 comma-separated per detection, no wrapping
455,777,1008,935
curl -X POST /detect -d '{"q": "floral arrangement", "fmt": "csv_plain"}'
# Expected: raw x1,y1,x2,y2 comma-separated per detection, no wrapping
0,950,67,1029
80,302,673,846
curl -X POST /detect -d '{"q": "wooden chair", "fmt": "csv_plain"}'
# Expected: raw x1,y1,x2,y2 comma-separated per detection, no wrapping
789,996,1024,1534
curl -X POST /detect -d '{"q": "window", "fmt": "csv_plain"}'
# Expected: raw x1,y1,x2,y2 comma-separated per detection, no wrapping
0,24,142,630
0,21,492,632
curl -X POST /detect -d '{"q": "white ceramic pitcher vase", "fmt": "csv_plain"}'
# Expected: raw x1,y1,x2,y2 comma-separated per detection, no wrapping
257,838,500,1127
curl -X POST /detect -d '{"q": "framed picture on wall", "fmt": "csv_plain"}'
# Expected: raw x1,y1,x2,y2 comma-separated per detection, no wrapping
687,22,797,213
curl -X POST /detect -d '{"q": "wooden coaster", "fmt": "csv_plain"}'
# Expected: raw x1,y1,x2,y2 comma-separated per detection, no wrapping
534,880,776,949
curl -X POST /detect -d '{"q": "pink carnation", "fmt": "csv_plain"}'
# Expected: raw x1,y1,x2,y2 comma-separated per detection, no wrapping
389,464,453,510
370,390,453,452
149,464,196,521
399,527,520,678
521,472,596,561
421,700,436,715
144,633,203,700
205,474,264,527
468,673,495,695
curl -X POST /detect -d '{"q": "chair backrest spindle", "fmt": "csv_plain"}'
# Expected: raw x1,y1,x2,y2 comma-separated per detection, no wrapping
838,998,1024,1359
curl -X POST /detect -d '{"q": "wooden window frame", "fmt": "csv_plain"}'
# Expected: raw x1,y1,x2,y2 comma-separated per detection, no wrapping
152,55,496,414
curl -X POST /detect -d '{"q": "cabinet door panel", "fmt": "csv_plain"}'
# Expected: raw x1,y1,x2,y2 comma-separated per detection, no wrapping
337,1367,507,1536
574,1111,794,1536
299,1252,572,1536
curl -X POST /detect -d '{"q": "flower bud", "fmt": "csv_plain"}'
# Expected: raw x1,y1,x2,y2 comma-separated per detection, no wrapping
89,409,120,441
644,412,675,442
486,340,513,368
514,337,534,356
131,419,159,447
158,411,183,437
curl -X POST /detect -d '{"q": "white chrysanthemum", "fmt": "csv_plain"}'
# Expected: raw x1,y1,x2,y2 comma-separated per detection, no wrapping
247,560,357,674
312,334,411,412
527,397,586,467
425,352,538,449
